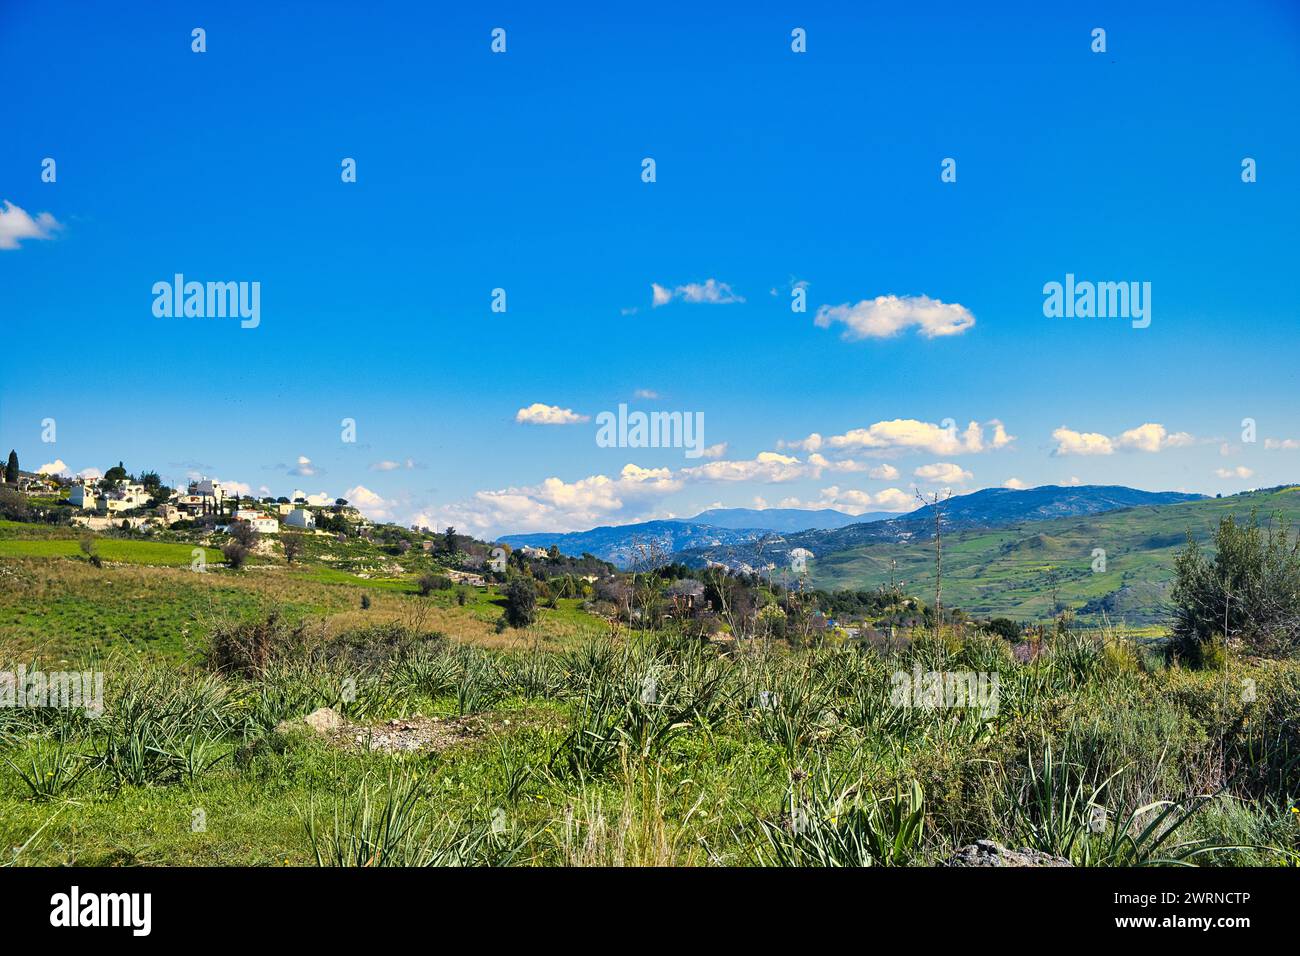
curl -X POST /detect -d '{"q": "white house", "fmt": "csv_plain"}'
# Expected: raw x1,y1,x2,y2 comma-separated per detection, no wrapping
284,508,315,530
68,481,97,509
234,509,280,534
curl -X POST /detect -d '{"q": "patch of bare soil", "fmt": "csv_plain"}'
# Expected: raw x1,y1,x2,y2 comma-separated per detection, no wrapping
277,706,489,754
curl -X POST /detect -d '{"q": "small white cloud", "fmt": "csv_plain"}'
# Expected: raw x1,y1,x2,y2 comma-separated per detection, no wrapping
76,467,103,480
651,278,744,308
37,459,69,475
369,458,417,471
1003,477,1028,490
814,294,975,340
288,455,317,476
699,442,728,459
914,462,973,484
515,403,589,425
1055,423,1194,456
778,485,915,515
1265,438,1300,450
0,200,62,250
633,389,661,400
784,419,1014,457
1215,466,1254,479
1052,427,1114,456
680,451,806,483
290,489,333,506
343,484,393,520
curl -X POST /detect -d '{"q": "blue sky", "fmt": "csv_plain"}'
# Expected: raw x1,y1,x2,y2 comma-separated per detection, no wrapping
3,1,1299,535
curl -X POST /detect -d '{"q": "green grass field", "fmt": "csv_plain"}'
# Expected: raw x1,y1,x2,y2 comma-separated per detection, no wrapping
0,538,223,566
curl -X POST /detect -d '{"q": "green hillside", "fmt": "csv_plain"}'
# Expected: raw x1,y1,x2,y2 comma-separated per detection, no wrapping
810,487,1300,625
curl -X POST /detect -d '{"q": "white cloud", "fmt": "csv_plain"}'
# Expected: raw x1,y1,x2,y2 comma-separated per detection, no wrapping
1117,423,1194,452
814,294,975,340
343,484,393,521
515,403,589,425
76,467,103,480
914,462,973,485
806,455,904,478
1052,427,1113,456
633,389,661,400
1265,438,1300,450
699,442,728,459
1002,477,1029,490
290,489,334,506
785,419,1014,457
288,455,317,476
36,459,69,475
441,463,683,534
651,278,744,308
874,487,915,510
680,451,807,484
1215,466,1254,479
1054,423,1195,456
369,458,417,471
0,200,62,250
777,486,915,515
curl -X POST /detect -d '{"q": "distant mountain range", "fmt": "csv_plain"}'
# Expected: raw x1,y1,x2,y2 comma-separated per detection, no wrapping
675,485,1206,571
499,487,1204,569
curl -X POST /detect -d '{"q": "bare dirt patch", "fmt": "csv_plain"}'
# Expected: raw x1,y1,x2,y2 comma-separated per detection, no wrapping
278,706,489,754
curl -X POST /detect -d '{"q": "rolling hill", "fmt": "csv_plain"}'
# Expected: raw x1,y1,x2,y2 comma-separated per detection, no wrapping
674,485,1205,571
800,487,1300,624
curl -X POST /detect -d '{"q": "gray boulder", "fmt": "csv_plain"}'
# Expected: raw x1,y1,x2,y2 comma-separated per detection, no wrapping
946,839,1073,867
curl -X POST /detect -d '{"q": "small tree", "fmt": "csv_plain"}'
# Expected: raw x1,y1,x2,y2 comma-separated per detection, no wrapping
1171,510,1300,663
4,450,18,485
282,533,304,565
444,525,458,556
0,488,30,521
79,534,102,568
223,520,258,570
222,540,249,569
503,577,537,628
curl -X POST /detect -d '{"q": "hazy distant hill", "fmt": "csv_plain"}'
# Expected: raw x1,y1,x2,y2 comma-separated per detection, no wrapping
498,520,767,568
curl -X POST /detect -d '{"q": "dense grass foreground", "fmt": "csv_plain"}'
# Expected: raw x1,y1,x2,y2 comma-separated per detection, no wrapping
1,619,1297,866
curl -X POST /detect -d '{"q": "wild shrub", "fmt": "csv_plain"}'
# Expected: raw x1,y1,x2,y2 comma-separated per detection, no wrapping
752,768,926,867
205,611,315,678
303,768,525,866
416,573,451,596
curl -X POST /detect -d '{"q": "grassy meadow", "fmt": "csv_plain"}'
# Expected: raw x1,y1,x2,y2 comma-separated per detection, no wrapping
2,517,1298,867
